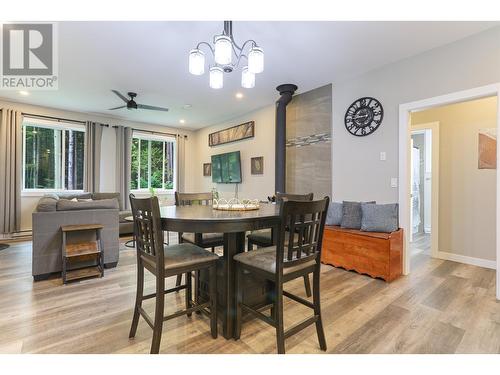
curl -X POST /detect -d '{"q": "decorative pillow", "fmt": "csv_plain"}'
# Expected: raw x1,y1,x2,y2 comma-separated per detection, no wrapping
78,198,93,202
361,203,399,233
326,202,343,226
341,201,376,229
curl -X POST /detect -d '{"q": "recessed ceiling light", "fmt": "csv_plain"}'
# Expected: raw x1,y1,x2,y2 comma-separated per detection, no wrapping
19,90,29,96
182,104,192,110
235,92,244,99
179,119,186,124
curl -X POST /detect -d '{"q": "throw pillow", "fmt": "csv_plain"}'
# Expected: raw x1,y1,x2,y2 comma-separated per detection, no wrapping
326,202,343,226
341,201,376,229
361,203,399,233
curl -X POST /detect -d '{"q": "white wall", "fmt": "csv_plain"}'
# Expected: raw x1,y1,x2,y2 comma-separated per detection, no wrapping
0,99,195,231
411,96,498,261
193,105,275,200
332,26,500,203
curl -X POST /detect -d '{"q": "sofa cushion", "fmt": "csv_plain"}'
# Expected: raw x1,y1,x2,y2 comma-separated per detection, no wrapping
326,202,343,226
361,203,399,233
57,192,92,200
36,196,59,212
56,198,119,211
341,201,375,229
92,192,121,209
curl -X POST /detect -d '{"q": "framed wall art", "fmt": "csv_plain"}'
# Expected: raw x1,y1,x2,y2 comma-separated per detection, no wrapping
251,156,264,175
209,121,254,147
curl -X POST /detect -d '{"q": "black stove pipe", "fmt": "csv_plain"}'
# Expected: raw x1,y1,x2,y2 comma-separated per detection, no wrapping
275,84,298,194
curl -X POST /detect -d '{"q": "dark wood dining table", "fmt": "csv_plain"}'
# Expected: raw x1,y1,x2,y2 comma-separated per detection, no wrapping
159,203,281,339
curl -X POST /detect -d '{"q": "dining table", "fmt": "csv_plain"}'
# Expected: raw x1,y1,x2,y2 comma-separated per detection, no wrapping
159,203,281,339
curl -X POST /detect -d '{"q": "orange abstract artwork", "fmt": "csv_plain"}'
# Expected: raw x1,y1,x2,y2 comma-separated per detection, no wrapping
478,128,497,169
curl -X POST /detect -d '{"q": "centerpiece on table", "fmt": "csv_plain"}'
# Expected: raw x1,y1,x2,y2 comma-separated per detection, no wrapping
212,198,260,211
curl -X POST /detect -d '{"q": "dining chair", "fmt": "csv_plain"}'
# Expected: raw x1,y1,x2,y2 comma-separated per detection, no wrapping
174,192,224,290
128,195,218,354
234,197,330,354
247,192,314,297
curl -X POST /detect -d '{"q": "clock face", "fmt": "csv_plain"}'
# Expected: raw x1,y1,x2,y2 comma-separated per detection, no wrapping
344,97,384,137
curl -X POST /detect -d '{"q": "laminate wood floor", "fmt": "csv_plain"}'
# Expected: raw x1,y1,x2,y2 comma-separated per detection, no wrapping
411,232,431,256
0,237,499,354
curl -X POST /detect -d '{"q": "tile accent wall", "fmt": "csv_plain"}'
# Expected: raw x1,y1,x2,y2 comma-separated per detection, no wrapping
286,84,332,199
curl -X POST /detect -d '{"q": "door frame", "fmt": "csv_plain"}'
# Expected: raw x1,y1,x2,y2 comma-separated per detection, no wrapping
398,83,500,300
410,122,440,260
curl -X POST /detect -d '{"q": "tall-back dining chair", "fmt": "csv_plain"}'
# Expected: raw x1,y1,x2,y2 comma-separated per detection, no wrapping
175,192,225,251
128,195,218,354
247,192,314,297
234,197,330,354
174,192,225,290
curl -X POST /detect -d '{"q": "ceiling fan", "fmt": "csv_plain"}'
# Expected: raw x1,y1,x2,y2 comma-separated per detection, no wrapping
108,90,169,112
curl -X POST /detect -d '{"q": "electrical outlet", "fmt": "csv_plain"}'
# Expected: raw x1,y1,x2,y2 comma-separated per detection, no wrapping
380,152,386,161
391,178,398,188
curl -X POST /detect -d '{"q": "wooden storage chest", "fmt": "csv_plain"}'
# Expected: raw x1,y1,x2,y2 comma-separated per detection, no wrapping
321,225,403,282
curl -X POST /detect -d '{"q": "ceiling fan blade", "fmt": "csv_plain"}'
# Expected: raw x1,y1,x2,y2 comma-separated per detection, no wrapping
111,90,129,103
108,105,127,110
137,104,169,112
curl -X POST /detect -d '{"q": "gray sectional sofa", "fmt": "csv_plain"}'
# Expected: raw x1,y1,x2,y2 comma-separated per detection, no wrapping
32,192,131,281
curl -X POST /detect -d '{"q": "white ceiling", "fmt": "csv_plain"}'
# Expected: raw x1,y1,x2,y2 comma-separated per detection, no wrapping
0,21,497,129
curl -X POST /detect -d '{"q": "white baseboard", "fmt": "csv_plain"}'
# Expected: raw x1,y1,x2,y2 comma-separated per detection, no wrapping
436,251,496,269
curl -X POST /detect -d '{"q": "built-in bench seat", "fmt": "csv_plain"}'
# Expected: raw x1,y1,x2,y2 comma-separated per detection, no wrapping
321,225,403,282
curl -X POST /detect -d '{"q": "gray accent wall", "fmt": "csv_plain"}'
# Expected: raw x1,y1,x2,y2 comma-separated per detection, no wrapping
332,26,500,203
286,84,332,199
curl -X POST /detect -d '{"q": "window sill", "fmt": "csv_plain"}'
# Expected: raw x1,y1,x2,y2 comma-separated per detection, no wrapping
130,190,175,196
21,190,84,198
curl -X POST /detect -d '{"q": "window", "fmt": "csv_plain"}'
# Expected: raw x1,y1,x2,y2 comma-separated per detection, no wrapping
23,118,85,191
130,132,176,192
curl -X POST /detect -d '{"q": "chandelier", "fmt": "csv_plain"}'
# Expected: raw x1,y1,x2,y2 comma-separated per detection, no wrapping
188,21,264,89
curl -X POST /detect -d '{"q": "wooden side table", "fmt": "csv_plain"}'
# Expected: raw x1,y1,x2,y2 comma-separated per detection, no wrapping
61,224,104,284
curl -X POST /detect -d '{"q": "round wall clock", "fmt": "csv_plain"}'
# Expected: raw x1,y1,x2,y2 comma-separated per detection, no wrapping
344,97,384,137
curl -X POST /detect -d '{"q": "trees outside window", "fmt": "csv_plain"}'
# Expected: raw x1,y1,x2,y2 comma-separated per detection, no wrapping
23,120,85,191
130,133,176,191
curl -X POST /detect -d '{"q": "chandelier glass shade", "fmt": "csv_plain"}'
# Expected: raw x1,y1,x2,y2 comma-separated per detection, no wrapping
209,66,224,89
241,66,255,89
188,21,264,89
189,49,205,75
248,47,264,74
214,35,232,65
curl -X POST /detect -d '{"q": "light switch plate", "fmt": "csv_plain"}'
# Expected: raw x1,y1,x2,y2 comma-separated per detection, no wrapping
380,152,386,161
391,178,398,188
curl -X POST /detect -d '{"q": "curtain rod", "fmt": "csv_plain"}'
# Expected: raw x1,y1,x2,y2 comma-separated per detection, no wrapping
131,127,186,138
22,113,86,125
22,113,187,138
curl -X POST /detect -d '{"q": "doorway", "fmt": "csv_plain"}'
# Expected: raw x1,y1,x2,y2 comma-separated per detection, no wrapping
410,122,439,262
411,132,429,254
398,83,500,300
